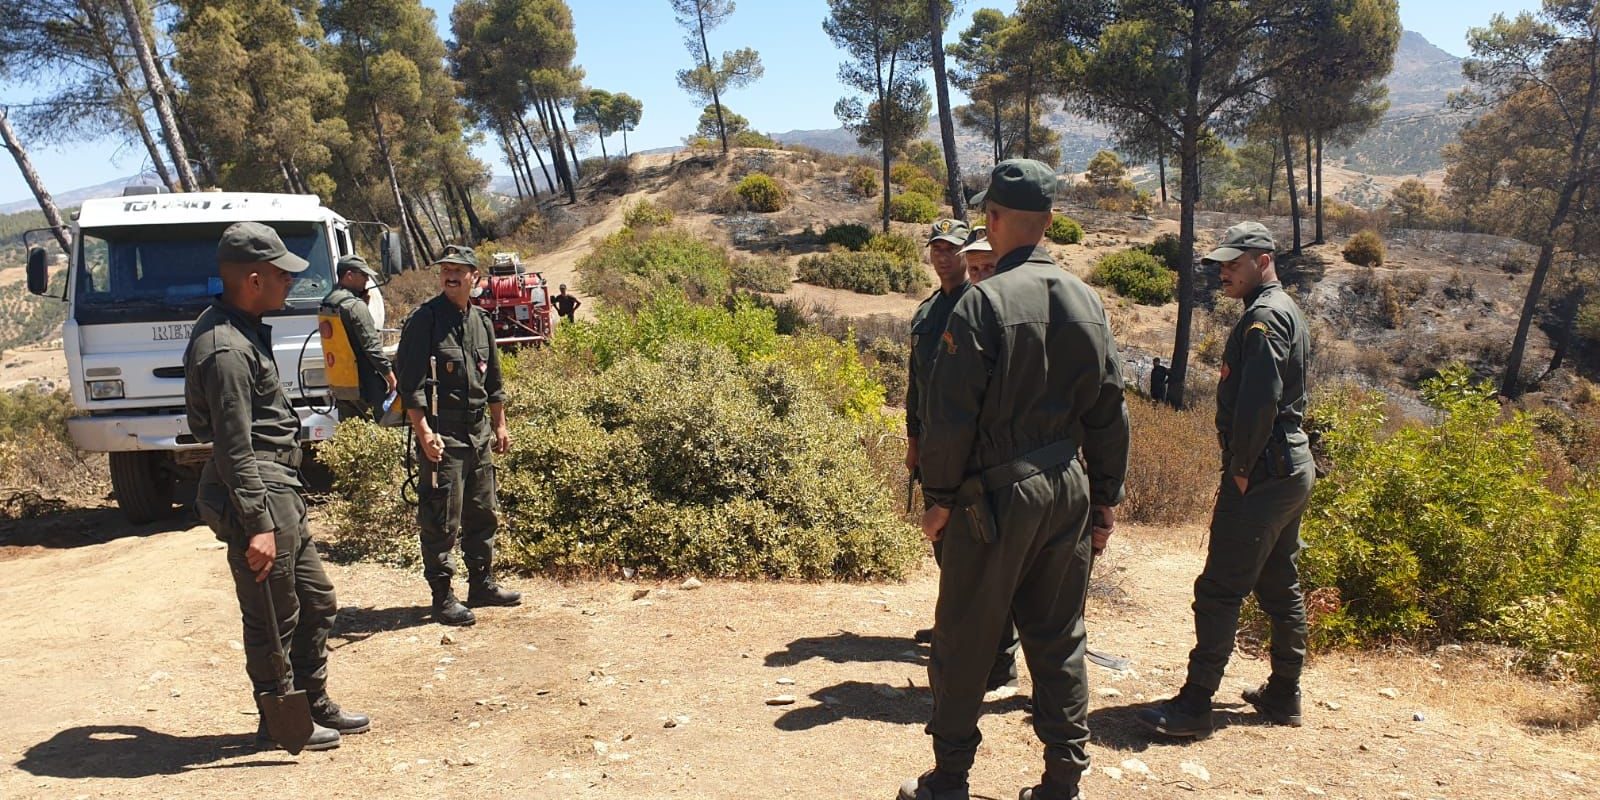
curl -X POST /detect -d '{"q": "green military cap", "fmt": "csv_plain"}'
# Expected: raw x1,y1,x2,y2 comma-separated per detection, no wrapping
336,254,380,279
959,226,992,254
217,222,309,273
434,243,478,269
970,158,1058,212
928,218,970,247
1202,221,1277,264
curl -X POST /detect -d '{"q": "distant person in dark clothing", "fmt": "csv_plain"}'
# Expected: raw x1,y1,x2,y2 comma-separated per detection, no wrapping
1151,357,1170,403
552,284,581,323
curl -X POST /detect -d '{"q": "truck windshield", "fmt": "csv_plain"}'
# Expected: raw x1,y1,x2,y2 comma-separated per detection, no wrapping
74,221,333,322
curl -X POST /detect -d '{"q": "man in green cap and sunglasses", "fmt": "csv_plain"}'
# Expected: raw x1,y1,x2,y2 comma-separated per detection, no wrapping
899,160,1130,800
1136,221,1314,740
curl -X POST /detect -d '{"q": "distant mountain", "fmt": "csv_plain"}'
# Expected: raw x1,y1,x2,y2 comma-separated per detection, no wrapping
1334,30,1469,176
0,174,151,215
1387,30,1466,111
771,127,870,155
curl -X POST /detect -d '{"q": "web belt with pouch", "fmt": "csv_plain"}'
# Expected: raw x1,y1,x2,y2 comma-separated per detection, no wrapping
951,438,1078,544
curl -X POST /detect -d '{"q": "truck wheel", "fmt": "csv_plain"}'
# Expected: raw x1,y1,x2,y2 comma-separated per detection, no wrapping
110,451,176,524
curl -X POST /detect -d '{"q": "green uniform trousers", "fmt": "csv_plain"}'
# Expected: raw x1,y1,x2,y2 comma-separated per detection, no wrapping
932,533,1020,688
205,484,337,695
1186,447,1315,694
416,437,499,584
928,460,1093,787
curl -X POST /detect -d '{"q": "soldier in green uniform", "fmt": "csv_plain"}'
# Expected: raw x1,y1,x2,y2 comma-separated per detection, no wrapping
395,246,521,627
900,160,1130,800
321,255,395,421
906,218,1019,696
185,222,369,752
1136,222,1314,739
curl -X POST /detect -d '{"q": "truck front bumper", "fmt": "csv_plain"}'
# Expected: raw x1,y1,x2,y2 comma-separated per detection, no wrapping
68,409,341,453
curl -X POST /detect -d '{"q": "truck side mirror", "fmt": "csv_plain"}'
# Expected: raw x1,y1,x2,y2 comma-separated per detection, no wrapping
380,232,403,275
25,247,49,296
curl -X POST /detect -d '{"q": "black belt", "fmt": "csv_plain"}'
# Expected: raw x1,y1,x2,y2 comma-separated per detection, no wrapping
956,438,1079,504
437,408,486,424
258,447,302,468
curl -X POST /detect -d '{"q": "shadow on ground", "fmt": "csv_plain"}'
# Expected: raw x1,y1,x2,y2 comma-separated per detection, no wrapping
15,725,293,778
1086,699,1276,753
0,503,195,551
765,631,927,668
772,680,1030,732
330,604,433,646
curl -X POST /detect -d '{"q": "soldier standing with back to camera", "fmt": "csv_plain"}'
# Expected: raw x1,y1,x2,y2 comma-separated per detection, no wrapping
185,222,369,752
1136,221,1315,739
900,159,1129,800
395,245,521,627
906,217,1019,697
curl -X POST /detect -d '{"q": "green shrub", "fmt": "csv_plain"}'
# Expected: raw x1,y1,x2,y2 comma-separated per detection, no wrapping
864,231,920,265
576,225,731,309
1142,233,1183,270
1089,249,1176,305
905,176,943,200
849,166,880,198
1342,229,1385,267
556,290,779,371
622,198,674,229
890,162,929,187
820,223,873,251
0,385,101,508
317,420,418,566
735,172,788,212
1303,367,1600,688
889,192,940,224
731,254,791,293
797,251,931,295
1046,215,1083,244
732,130,780,149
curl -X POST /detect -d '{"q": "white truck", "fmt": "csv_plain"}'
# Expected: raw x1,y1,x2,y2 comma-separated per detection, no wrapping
24,189,400,523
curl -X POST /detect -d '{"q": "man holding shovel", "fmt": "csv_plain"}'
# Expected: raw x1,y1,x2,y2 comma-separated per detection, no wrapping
185,222,369,753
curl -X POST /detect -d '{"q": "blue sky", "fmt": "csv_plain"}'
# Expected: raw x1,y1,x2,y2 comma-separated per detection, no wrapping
0,0,1543,205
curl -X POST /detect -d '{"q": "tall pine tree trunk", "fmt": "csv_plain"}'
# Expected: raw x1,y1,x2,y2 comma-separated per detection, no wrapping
1281,125,1302,254
521,117,553,194
453,181,492,242
1157,140,1168,205
1166,5,1209,410
498,126,528,200
928,0,964,220
693,1,729,154
0,108,72,252
1314,132,1325,244
556,101,581,181
116,0,197,192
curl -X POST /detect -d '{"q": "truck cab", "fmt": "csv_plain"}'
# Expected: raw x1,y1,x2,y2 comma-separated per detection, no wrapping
25,190,387,523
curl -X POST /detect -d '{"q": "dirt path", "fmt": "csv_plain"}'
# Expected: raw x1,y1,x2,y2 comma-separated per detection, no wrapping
1,520,1593,799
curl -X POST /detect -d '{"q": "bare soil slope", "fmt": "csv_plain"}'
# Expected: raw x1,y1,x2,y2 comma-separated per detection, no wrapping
1,519,1594,800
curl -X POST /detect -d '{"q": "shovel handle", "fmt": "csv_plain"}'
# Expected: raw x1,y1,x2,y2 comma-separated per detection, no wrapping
259,578,293,695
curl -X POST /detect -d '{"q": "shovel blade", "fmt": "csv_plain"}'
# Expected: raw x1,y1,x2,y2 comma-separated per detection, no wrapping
256,688,314,755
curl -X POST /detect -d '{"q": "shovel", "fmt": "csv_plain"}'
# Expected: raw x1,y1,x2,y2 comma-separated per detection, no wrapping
254,579,314,755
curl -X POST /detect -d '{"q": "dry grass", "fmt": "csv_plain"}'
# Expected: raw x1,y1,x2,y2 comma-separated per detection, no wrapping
1122,394,1219,527
379,268,439,326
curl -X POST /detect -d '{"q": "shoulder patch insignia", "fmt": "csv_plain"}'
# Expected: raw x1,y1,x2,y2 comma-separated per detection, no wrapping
1247,320,1271,336
942,330,957,355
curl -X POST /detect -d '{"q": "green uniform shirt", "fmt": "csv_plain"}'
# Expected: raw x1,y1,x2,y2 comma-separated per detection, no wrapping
321,287,392,407
921,244,1130,508
184,300,303,534
906,282,970,439
1216,281,1310,478
396,295,504,447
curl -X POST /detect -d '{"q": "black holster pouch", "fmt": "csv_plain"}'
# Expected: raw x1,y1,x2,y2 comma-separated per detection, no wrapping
950,438,1079,546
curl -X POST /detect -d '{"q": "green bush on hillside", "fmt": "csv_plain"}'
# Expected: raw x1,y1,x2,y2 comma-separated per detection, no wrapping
736,172,788,212
731,254,791,293
820,223,873,251
576,225,731,309
797,251,930,295
889,192,939,224
319,293,919,580
1046,215,1083,244
1089,249,1176,305
1142,233,1183,270
1303,366,1600,689
622,198,674,229
849,167,879,198
1343,229,1385,267
864,232,920,265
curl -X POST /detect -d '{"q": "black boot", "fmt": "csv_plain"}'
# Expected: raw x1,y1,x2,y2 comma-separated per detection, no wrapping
1018,777,1081,800
309,691,371,734
255,719,341,752
898,768,970,800
431,583,476,626
1136,685,1215,738
466,574,522,607
1242,678,1303,726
